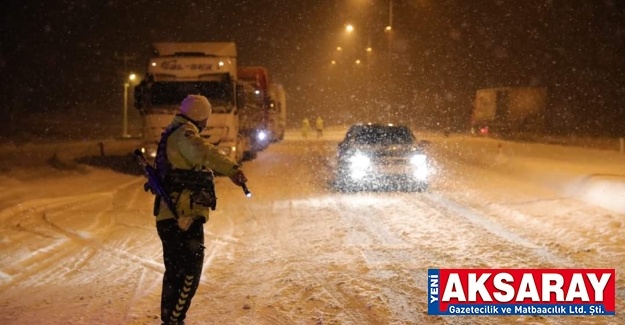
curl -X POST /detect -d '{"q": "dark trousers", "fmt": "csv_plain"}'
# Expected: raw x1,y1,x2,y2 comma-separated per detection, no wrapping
157,218,205,325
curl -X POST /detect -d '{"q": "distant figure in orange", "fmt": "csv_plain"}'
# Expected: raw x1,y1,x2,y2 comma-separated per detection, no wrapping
315,116,324,138
301,118,310,138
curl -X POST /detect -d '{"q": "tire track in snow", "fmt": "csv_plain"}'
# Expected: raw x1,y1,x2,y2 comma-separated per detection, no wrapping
234,197,368,325
0,178,167,292
0,194,111,287
423,191,625,324
331,191,599,325
427,191,625,323
264,200,364,324
333,193,468,325
423,193,571,266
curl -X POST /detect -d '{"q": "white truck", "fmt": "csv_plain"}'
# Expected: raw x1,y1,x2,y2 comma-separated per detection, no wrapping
134,42,249,162
268,83,287,142
471,87,547,136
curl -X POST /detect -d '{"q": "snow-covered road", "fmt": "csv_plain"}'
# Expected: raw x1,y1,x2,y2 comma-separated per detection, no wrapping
0,129,623,325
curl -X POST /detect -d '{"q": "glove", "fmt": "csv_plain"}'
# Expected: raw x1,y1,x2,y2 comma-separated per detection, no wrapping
229,170,248,187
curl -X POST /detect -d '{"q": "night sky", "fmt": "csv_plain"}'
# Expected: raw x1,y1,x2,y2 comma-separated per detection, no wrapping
1,0,624,138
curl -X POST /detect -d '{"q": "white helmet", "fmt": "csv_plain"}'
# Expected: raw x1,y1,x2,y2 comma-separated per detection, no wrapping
180,95,212,122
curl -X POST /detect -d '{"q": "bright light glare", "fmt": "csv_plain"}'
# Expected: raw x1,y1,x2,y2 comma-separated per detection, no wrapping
151,62,157,66
255,90,260,95
337,46,342,51
366,47,372,52
129,73,136,81
331,60,336,65
349,153,370,170
257,131,267,141
355,59,361,64
219,61,225,66
346,24,354,32
231,146,237,152
412,153,429,180
414,166,429,180
385,26,392,32
350,170,366,180
410,154,427,165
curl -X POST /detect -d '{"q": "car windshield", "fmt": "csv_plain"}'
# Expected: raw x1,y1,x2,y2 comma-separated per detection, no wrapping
347,126,415,145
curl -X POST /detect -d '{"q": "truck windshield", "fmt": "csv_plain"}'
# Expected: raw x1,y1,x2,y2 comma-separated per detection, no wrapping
149,82,232,112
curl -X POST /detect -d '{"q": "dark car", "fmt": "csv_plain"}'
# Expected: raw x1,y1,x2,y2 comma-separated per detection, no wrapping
336,124,430,192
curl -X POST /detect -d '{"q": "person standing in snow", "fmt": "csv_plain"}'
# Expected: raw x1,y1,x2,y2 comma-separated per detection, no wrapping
301,118,310,138
153,94,247,325
315,116,324,138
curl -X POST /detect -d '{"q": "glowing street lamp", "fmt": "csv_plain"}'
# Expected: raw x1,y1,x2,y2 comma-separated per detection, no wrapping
355,59,361,65
366,47,372,53
385,26,392,32
346,24,354,33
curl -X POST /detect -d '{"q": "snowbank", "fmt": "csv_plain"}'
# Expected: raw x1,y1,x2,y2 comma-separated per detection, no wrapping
0,138,141,172
428,134,625,213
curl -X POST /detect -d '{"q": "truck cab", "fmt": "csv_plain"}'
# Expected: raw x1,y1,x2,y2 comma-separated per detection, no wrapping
134,42,248,162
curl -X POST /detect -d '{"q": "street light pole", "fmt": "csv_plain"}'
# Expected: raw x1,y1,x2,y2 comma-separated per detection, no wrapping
385,0,394,116
122,73,136,138
366,42,372,107
115,53,136,138
389,0,393,30
387,0,393,54
123,82,129,138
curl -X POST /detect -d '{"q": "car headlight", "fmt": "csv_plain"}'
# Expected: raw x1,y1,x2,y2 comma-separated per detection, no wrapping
414,166,429,180
410,154,427,166
348,152,371,170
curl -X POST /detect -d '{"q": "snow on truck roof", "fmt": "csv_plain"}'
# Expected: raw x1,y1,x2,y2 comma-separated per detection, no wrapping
153,42,237,57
